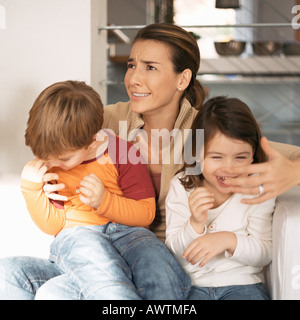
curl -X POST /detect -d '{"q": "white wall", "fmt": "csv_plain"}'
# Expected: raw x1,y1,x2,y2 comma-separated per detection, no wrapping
0,0,107,258
0,0,107,176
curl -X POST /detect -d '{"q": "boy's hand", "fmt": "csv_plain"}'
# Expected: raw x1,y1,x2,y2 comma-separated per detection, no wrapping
188,187,214,234
79,174,106,209
22,159,68,201
21,159,49,183
43,173,68,201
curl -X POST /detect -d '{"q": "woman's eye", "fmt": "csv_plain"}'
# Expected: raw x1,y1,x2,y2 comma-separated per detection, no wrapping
127,63,135,69
147,65,156,71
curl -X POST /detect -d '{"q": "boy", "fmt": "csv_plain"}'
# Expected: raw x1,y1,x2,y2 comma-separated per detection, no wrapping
21,80,156,299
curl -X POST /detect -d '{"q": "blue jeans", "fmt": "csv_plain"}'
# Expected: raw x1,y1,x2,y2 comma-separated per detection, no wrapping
0,223,190,300
188,283,270,300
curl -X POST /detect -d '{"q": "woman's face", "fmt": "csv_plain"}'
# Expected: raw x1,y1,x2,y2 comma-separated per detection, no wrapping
124,39,183,116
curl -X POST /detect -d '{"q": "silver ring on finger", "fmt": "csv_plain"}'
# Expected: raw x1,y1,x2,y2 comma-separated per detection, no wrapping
258,185,264,196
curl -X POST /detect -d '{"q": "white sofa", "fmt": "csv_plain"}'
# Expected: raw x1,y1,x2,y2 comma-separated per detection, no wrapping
266,186,300,300
0,174,299,299
0,174,52,259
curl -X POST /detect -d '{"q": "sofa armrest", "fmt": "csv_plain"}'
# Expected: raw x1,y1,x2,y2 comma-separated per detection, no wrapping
267,186,300,300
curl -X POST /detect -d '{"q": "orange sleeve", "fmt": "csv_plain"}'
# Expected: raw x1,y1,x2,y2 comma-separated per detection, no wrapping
93,133,156,227
96,190,155,227
21,179,65,236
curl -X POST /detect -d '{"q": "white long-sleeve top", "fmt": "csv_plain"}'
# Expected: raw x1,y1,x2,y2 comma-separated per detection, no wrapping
165,174,276,287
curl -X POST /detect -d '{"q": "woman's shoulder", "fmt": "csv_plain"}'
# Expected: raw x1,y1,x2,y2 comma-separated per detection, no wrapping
269,140,300,160
104,101,131,118
103,101,131,133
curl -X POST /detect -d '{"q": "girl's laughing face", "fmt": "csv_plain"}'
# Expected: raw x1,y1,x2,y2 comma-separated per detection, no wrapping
202,131,254,197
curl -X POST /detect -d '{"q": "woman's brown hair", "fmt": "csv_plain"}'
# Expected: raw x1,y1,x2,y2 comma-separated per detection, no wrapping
133,23,205,109
179,96,266,190
25,80,104,159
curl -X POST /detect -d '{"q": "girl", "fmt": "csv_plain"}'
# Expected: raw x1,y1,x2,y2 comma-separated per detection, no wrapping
166,96,276,300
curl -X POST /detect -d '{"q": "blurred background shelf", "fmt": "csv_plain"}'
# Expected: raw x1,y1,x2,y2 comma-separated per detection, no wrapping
199,56,300,75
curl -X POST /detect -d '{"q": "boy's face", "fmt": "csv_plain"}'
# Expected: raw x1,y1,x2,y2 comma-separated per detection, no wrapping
202,132,254,195
44,147,91,171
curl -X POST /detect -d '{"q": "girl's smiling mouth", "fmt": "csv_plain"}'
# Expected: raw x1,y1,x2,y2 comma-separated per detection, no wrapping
216,175,237,187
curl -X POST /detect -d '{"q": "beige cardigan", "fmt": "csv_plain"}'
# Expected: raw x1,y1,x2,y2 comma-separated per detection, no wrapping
102,100,300,240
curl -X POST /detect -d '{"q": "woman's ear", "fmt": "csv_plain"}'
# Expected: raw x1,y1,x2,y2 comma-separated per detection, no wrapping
177,68,192,92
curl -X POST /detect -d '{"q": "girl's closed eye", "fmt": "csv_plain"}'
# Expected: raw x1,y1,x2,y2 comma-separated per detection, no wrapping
235,153,252,161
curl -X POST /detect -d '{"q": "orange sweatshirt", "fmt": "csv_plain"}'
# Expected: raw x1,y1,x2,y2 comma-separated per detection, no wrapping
21,133,156,236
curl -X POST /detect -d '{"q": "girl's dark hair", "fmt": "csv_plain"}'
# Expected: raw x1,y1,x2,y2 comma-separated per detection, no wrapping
178,96,266,190
133,23,205,109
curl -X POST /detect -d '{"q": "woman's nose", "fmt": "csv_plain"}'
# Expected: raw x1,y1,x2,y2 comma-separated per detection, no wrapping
127,67,142,86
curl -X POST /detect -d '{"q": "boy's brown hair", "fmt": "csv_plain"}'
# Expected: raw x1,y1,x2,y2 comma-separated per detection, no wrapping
25,80,104,159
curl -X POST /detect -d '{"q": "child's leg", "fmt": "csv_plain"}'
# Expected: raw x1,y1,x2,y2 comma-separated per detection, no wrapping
218,283,270,300
36,225,191,300
113,226,191,299
35,274,81,300
50,226,141,300
0,256,61,300
187,286,212,300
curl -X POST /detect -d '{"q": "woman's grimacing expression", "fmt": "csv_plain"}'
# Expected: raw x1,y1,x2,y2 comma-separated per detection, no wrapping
202,131,254,198
124,39,190,117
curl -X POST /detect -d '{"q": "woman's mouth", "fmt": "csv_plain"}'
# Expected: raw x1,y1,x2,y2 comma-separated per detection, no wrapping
132,92,151,99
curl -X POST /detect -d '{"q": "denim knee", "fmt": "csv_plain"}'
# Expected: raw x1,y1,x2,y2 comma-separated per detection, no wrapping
0,257,31,289
114,228,191,299
0,256,55,300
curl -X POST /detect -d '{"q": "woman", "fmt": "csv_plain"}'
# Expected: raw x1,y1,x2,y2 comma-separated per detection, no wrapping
0,23,299,300
102,23,205,240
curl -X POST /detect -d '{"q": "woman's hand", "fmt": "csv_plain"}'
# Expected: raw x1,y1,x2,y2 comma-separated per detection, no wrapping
188,187,214,234
222,137,300,204
79,173,106,209
183,231,237,267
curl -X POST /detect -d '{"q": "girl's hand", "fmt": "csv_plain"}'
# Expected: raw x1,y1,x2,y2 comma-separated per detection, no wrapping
188,187,214,234
79,173,106,209
183,231,237,267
